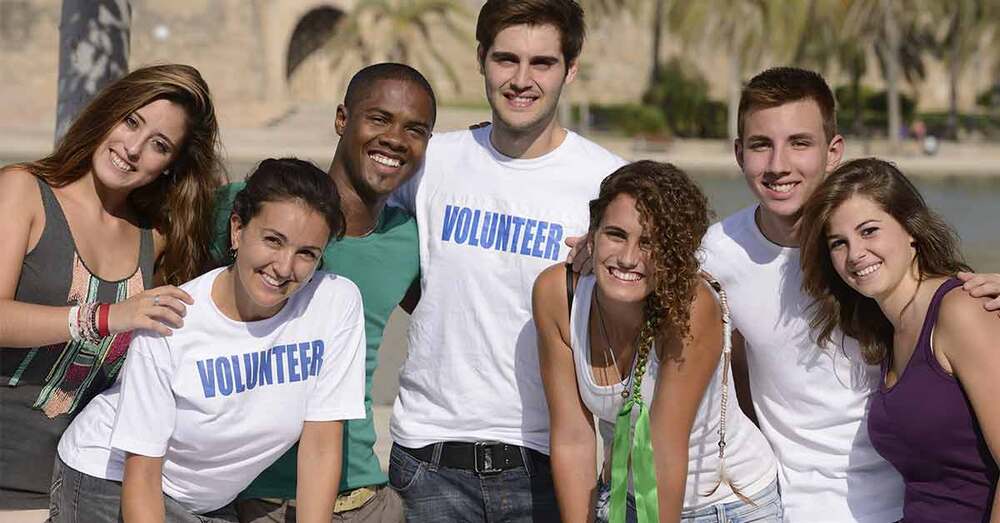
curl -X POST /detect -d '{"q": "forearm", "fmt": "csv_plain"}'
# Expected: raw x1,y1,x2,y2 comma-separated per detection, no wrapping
551,443,598,522
0,300,73,347
296,423,342,523
122,461,165,523
652,445,688,523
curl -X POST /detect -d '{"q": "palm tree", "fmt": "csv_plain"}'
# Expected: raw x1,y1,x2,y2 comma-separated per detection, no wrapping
55,0,131,142
666,0,811,140
925,0,998,139
323,0,471,92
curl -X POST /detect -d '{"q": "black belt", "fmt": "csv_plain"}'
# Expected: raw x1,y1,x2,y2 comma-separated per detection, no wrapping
397,441,548,474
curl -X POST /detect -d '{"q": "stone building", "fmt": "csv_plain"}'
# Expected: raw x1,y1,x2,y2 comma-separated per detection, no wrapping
0,0,995,129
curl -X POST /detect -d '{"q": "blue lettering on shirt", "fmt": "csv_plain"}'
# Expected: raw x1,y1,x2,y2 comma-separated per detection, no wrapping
194,339,325,398
440,205,563,261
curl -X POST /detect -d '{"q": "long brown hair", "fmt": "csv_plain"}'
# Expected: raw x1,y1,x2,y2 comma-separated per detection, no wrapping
799,158,970,364
588,161,712,358
24,64,224,284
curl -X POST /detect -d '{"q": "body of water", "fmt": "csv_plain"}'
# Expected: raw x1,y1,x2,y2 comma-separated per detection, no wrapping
694,175,999,272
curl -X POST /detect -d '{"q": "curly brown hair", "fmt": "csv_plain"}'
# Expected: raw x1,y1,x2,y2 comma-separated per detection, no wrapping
23,64,224,285
800,158,970,364
588,161,712,353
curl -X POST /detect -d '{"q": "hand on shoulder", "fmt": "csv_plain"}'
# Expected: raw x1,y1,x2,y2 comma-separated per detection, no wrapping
958,271,1000,315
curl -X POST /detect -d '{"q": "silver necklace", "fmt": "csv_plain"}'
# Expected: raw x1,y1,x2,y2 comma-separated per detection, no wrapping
594,291,637,399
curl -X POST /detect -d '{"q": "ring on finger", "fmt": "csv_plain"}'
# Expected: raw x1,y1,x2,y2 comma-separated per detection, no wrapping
153,295,160,307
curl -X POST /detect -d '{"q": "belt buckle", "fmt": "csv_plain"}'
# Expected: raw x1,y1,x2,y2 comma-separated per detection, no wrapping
334,486,377,513
474,440,505,474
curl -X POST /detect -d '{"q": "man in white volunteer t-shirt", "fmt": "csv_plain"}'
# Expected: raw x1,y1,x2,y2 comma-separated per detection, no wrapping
387,0,625,520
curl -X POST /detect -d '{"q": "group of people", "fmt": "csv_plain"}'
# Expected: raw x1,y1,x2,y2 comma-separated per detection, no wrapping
2,1,999,522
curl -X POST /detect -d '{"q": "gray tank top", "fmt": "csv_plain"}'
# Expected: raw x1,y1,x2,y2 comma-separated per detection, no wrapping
0,176,154,508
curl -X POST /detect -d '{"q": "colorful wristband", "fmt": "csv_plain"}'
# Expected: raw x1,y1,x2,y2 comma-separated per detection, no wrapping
97,303,110,338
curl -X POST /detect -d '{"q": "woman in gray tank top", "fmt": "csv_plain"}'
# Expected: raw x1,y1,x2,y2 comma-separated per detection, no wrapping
0,64,224,511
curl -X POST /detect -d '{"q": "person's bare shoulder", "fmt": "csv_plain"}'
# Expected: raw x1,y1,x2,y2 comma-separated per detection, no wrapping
0,165,43,216
936,287,1000,361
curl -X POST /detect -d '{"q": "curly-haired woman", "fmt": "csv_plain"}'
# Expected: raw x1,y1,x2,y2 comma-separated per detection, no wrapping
800,158,1000,522
0,64,223,510
533,161,780,523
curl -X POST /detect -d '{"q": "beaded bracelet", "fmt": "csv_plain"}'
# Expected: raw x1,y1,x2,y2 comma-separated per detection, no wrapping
67,305,82,342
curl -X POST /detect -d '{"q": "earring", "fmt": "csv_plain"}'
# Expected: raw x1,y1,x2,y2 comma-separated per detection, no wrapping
162,169,170,177
229,247,238,261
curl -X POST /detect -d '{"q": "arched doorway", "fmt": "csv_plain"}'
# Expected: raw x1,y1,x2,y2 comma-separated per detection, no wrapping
286,6,344,102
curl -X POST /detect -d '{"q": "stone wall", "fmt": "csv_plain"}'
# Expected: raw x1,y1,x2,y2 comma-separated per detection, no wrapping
0,0,995,130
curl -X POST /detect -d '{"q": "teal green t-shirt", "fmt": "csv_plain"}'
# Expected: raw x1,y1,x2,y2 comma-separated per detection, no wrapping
210,182,419,497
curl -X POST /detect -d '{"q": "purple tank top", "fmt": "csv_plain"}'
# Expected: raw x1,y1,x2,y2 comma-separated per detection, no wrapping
868,278,998,522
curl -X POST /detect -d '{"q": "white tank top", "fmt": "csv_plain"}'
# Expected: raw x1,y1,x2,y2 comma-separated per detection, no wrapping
569,275,777,510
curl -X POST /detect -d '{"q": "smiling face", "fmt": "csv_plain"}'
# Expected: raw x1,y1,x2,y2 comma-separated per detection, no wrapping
737,99,843,230
480,23,577,138
591,193,654,304
826,194,918,302
335,79,434,199
91,98,188,192
229,199,331,321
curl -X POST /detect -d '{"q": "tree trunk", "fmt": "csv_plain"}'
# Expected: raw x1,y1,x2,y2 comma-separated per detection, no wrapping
650,0,664,82
880,0,901,150
852,60,864,136
55,0,132,143
946,9,961,141
727,52,741,142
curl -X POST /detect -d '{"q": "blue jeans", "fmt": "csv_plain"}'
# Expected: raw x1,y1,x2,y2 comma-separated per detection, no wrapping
595,479,782,523
48,456,238,523
387,443,560,522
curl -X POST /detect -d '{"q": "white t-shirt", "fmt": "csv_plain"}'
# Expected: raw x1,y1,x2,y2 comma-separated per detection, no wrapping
699,206,903,522
389,126,626,453
570,275,777,510
58,267,366,514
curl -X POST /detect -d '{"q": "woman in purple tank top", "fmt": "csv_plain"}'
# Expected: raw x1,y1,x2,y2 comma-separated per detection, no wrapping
798,158,1000,522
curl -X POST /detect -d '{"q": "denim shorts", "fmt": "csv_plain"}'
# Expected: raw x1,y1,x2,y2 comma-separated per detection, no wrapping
595,478,782,523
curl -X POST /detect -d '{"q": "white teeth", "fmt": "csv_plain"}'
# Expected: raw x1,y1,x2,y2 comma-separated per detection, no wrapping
508,95,535,107
854,263,881,277
260,273,284,288
370,153,401,168
764,182,795,193
110,151,134,172
610,268,642,282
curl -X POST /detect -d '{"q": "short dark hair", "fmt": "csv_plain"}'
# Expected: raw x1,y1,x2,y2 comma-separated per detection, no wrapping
738,67,837,143
799,158,970,365
343,62,437,124
476,0,585,66
232,158,345,242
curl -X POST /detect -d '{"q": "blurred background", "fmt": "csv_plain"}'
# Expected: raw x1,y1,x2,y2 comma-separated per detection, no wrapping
1,0,998,425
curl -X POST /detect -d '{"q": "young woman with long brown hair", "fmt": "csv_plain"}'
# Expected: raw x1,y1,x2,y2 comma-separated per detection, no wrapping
800,158,1000,522
0,64,223,510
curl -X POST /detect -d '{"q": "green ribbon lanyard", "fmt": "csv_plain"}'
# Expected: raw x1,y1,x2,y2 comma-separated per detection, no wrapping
609,356,659,523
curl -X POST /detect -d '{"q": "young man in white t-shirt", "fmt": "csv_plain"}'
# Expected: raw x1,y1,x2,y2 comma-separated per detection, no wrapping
387,0,624,520
699,67,1000,522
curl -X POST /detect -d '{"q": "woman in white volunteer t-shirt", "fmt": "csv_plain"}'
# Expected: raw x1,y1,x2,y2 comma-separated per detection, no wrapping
50,158,366,523
534,161,779,523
